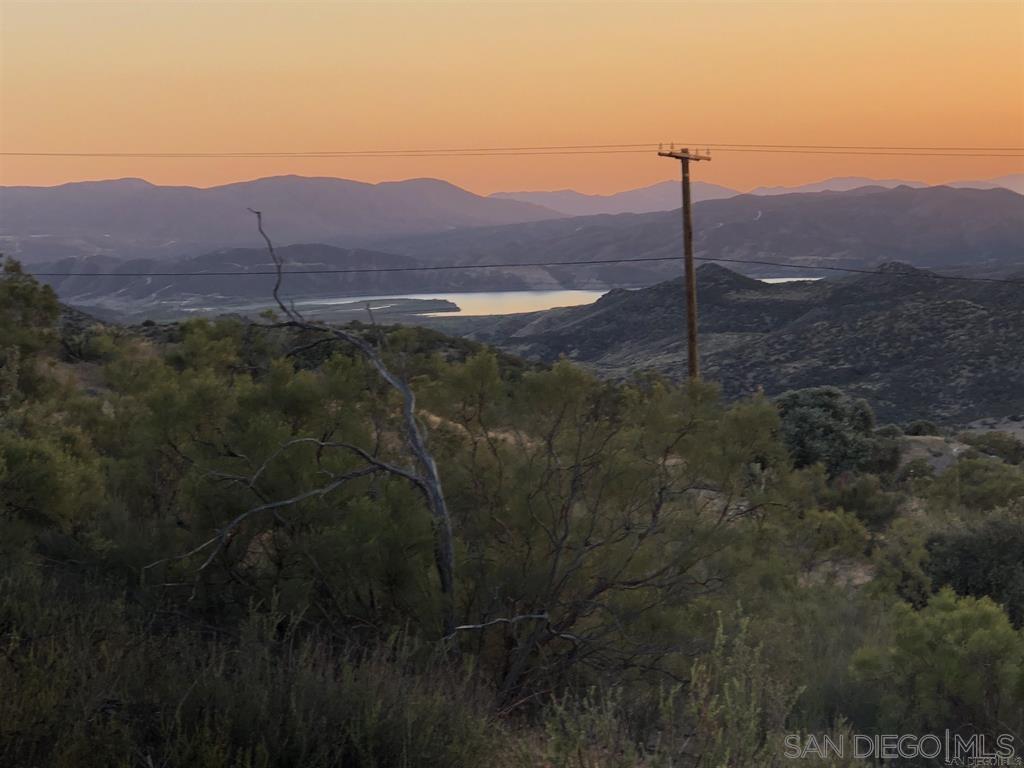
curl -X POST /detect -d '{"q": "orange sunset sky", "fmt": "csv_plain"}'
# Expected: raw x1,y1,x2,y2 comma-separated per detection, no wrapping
1,0,1022,195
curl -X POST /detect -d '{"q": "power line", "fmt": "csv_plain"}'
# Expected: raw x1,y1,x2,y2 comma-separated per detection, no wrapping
2,149,654,159
1,143,656,157
688,143,1024,152
28,255,1024,285
704,148,1024,158
4,141,1023,159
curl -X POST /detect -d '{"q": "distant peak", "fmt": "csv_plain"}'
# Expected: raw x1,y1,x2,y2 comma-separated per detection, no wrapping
57,177,156,188
380,177,459,187
873,262,935,276
696,262,765,289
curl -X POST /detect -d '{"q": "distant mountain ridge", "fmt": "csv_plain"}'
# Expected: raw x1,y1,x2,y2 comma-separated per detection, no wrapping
490,180,738,215
32,243,546,320
30,185,1024,318
5,173,1020,267
445,262,1024,422
0,175,561,263
492,173,1024,213
946,173,1024,195
370,185,1024,282
750,173,1024,196
749,176,927,195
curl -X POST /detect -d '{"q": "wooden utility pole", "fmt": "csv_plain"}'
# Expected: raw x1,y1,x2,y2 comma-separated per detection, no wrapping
658,146,711,380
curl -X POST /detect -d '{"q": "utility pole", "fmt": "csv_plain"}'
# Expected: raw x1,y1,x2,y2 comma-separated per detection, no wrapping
658,146,711,381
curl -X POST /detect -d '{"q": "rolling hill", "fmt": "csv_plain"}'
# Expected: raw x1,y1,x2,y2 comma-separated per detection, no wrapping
370,185,1024,281
441,262,1024,422
0,175,561,263
27,184,1024,320
30,243,549,320
490,180,738,215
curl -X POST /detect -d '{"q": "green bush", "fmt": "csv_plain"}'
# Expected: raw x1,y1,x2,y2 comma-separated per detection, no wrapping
851,589,1024,736
959,431,1024,465
775,387,899,477
0,257,60,401
904,420,943,437
926,508,1024,627
823,474,903,530
927,458,1024,513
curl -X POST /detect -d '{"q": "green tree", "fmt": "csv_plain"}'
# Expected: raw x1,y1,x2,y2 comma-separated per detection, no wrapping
851,589,1024,736
775,387,897,477
926,505,1024,626
0,258,60,403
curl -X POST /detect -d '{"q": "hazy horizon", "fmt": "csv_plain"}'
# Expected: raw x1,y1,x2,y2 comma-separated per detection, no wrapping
2,170,1022,198
2,1,1021,194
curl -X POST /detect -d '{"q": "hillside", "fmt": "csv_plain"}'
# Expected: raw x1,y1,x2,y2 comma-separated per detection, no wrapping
442,262,1024,422
490,180,737,214
27,183,1024,328
6,256,1024,765
371,185,1024,282
749,176,927,195
0,175,560,263
492,174,1024,211
33,244,549,320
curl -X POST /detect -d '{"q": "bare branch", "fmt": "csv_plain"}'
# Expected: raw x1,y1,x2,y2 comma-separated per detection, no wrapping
247,209,457,636
144,465,381,575
443,613,550,641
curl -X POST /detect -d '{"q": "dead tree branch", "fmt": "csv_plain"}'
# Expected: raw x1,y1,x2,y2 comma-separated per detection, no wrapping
247,209,457,635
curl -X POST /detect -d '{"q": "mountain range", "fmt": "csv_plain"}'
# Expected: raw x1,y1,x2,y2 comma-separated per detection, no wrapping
33,244,543,320
751,173,1024,197
0,175,560,263
368,185,1024,281
437,262,1024,423
3,174,1021,265
494,173,1024,214
27,184,1024,319
490,180,737,215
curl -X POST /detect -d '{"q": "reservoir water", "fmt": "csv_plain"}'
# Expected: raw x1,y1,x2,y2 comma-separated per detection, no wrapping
297,290,609,316
293,278,821,317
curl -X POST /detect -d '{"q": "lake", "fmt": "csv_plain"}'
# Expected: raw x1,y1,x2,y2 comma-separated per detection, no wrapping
298,290,610,317
295,278,822,317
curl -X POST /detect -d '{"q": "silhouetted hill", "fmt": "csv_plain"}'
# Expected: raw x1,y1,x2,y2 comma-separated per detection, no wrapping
948,173,1024,195
493,174,1024,210
32,244,542,319
749,173,1024,195
749,176,927,195
371,185,1024,282
490,180,737,214
446,263,1024,422
0,175,560,262
22,184,1024,326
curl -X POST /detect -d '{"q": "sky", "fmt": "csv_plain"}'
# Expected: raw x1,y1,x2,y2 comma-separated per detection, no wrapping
1,0,1022,195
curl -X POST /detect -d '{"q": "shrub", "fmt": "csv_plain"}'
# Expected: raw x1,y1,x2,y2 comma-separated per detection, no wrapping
0,257,60,399
927,458,1024,513
926,509,1024,627
959,431,1024,465
775,387,897,477
904,420,943,437
824,473,903,530
851,589,1024,736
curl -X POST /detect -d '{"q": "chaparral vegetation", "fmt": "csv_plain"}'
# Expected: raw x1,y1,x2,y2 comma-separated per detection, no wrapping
2,258,1023,767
